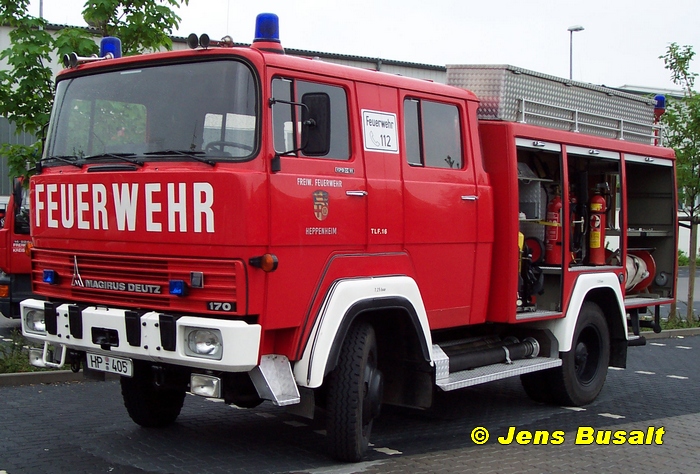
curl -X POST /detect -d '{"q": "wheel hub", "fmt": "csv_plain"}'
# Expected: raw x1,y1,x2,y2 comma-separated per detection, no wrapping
575,342,589,371
362,366,383,425
574,327,601,385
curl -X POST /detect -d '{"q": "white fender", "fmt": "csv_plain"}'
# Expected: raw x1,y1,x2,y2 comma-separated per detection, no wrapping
533,272,626,353
293,275,432,388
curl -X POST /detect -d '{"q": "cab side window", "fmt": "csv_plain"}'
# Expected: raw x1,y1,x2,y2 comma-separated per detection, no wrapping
404,98,463,169
272,78,294,153
272,78,350,160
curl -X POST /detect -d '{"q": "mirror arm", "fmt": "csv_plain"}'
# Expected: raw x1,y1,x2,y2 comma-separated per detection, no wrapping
268,97,309,114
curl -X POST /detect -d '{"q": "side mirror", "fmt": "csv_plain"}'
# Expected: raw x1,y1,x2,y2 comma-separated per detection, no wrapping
12,178,30,235
301,93,331,156
12,178,23,215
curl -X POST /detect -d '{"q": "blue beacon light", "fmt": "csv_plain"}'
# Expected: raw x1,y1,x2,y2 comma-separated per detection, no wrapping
254,13,280,42
654,94,666,122
252,13,284,53
654,94,666,111
100,36,122,59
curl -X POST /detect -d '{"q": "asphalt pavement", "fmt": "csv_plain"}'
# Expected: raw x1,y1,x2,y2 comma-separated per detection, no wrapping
1,274,700,472
0,334,698,473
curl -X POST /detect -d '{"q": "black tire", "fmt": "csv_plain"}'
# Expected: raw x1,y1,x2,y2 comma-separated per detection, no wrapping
120,364,186,428
521,302,609,406
326,322,383,462
520,369,555,404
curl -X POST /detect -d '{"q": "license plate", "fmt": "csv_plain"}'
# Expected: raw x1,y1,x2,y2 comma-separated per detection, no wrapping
86,353,133,377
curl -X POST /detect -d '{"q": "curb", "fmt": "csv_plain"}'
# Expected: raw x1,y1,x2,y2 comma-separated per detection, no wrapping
0,370,86,387
642,327,700,339
0,370,119,388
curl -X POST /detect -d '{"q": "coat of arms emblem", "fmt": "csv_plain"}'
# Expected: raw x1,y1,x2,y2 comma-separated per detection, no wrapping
313,190,329,221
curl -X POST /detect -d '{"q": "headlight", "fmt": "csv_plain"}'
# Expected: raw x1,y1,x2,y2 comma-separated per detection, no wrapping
184,328,223,360
190,374,221,398
24,309,46,335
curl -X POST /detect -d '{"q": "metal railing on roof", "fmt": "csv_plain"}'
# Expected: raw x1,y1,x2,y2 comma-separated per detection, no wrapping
517,98,664,146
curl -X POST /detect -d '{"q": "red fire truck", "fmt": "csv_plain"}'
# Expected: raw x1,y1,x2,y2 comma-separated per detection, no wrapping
0,179,34,319
21,14,676,461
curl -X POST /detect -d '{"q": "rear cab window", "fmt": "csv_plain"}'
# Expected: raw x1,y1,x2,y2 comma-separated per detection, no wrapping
404,98,464,169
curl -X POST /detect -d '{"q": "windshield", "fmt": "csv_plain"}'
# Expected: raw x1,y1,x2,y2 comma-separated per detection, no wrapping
45,60,258,162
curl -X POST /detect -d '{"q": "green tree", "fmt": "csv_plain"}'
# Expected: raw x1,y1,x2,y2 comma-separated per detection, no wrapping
0,0,97,178
0,0,188,179
82,0,188,55
661,43,700,323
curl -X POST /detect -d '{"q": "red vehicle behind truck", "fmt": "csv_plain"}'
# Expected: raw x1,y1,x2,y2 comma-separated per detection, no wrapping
0,179,34,319
21,14,676,461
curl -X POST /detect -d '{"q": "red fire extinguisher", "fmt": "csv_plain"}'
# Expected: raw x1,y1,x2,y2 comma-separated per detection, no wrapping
545,193,563,265
589,183,610,266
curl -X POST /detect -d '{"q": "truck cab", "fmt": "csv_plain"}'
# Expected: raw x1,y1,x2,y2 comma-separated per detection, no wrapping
0,179,33,318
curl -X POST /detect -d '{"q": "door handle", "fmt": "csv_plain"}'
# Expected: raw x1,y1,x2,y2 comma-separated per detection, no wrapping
346,190,368,197
461,195,478,201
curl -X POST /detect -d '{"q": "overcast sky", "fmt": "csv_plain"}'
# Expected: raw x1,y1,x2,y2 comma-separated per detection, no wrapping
28,0,700,91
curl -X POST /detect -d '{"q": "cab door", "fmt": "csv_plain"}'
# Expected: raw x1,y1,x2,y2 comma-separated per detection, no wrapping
354,82,403,252
401,94,478,329
266,73,366,329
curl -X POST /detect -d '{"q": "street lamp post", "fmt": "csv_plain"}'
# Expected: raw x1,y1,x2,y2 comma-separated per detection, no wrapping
568,25,584,80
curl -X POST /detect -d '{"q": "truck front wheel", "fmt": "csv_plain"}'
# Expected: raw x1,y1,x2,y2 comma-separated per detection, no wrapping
326,322,384,462
120,363,186,428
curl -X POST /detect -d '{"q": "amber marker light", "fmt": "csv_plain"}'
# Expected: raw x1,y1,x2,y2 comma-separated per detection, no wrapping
25,242,33,256
0,285,9,298
249,254,279,272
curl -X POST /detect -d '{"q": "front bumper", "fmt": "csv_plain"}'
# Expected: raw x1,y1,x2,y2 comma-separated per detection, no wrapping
20,298,261,372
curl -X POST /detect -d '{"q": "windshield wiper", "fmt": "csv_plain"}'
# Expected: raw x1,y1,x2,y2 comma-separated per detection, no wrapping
84,153,144,166
39,155,83,168
144,149,215,166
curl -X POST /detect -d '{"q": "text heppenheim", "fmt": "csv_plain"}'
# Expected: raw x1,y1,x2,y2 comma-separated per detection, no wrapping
34,182,215,233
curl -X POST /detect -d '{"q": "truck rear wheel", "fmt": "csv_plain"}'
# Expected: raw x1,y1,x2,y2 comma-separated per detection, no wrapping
326,322,384,462
120,363,186,428
522,302,609,406
520,369,555,404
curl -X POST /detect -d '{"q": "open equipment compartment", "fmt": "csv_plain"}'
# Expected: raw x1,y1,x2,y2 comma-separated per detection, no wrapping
516,141,563,314
624,154,676,300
